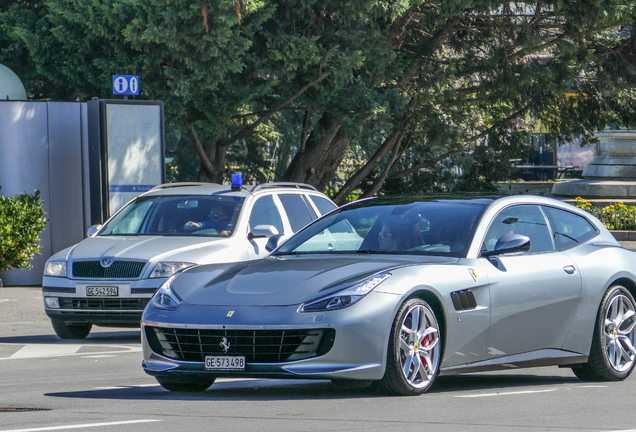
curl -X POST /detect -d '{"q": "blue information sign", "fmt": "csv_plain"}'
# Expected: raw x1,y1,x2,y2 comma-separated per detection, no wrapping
112,75,140,96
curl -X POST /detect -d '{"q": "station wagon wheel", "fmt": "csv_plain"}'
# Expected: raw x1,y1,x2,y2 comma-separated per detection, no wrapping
572,285,636,381
51,320,92,340
379,298,441,396
156,376,216,392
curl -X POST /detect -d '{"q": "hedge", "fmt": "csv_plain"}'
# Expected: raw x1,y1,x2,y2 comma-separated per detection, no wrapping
0,187,48,273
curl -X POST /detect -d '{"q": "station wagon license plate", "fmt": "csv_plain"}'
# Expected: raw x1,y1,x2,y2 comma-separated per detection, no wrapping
86,286,119,297
205,356,245,371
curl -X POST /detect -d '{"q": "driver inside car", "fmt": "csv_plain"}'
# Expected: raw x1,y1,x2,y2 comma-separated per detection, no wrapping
183,205,231,234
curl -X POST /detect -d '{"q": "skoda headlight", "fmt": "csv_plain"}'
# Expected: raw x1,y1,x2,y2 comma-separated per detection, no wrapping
150,262,196,278
150,275,182,311
44,261,67,277
299,272,391,312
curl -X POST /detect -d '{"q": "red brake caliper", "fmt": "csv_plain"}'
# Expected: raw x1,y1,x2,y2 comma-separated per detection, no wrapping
421,335,430,371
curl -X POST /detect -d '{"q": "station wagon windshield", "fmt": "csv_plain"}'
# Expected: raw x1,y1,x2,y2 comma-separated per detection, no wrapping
273,200,487,257
99,195,245,237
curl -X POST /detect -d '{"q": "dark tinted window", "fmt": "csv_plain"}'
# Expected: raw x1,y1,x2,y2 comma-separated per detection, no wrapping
249,195,284,234
309,196,337,216
483,205,554,253
279,194,314,232
302,195,317,219
542,206,598,250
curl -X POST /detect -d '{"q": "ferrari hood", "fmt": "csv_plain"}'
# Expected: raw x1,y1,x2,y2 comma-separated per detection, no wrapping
171,255,458,306
63,235,230,263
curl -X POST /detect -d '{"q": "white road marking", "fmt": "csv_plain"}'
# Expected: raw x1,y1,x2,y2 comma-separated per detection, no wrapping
0,419,161,432
0,344,141,360
81,355,116,359
8,344,83,359
94,384,160,390
456,388,559,398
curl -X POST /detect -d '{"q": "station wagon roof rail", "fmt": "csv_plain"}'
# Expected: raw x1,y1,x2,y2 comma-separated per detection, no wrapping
250,182,318,192
149,182,210,191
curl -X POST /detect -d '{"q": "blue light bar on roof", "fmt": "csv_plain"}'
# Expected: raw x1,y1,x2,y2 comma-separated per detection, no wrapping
231,173,243,191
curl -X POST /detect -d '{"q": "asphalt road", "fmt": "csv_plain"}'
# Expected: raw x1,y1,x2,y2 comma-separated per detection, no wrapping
2,287,636,432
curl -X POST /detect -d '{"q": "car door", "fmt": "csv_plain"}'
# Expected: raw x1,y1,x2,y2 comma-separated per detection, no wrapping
480,204,582,359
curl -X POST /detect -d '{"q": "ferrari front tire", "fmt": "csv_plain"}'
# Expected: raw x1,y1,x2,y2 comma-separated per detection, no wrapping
156,376,215,392
379,298,441,396
573,285,636,381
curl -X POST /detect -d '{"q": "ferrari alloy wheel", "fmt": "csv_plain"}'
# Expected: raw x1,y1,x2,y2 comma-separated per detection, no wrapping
572,285,636,381
156,376,215,392
379,298,441,396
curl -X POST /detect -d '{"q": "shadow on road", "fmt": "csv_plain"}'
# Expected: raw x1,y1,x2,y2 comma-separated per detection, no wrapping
44,371,582,401
0,331,140,345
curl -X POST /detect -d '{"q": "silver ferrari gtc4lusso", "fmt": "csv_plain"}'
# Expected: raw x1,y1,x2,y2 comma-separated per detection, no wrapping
141,194,636,396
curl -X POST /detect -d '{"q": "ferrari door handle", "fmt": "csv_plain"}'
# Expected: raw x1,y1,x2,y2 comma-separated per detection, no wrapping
563,265,576,274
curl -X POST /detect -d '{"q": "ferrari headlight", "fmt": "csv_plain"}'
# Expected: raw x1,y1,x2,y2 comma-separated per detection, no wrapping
44,261,67,277
150,262,196,278
299,272,391,312
150,275,182,311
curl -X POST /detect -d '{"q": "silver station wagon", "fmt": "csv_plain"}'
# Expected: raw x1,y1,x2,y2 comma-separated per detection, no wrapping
42,181,336,339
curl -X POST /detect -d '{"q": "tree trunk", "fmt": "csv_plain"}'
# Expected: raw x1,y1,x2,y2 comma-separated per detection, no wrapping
188,124,226,183
282,112,345,185
197,140,226,183
315,131,351,191
332,111,412,204
361,132,407,199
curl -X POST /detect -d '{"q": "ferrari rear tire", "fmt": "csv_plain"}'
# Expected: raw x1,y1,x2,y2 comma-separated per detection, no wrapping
573,285,636,381
156,376,215,392
379,298,441,396
51,320,92,340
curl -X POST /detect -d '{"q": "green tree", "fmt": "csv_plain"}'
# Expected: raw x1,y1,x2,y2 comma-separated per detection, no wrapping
2,1,635,199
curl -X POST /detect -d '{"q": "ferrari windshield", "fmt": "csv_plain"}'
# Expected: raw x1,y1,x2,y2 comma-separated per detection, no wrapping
99,195,245,237
273,199,487,257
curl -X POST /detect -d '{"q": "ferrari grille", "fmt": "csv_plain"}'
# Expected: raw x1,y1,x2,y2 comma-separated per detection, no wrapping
146,327,336,363
72,260,146,279
58,297,149,312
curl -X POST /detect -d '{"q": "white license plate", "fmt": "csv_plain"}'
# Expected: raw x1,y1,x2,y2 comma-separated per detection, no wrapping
86,286,119,297
205,356,245,371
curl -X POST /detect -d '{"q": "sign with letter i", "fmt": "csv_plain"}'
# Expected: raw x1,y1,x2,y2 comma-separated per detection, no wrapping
112,75,140,96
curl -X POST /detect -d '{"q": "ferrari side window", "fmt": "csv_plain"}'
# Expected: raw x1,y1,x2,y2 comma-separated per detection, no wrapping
484,205,555,253
542,206,598,250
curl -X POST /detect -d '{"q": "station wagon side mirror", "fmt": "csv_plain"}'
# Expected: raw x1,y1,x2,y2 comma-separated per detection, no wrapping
248,224,279,240
265,234,285,252
481,233,531,258
87,224,102,237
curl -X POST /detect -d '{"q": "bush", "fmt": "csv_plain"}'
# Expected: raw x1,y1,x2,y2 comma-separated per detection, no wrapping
574,197,636,231
0,187,48,273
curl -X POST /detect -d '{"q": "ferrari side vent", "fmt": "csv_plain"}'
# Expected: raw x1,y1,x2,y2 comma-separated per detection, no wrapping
451,290,477,311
